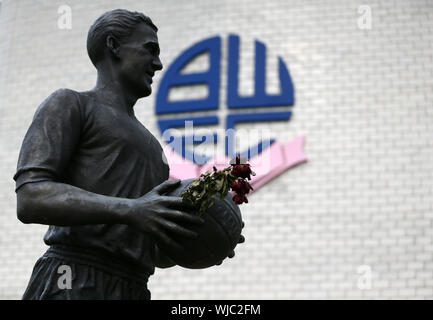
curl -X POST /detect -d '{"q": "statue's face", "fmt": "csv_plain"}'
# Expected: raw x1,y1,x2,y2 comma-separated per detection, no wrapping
117,23,162,97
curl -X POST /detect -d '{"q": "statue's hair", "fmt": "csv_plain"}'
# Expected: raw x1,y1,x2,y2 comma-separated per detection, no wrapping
87,9,157,67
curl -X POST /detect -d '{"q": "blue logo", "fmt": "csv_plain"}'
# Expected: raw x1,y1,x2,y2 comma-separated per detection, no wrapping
155,34,294,164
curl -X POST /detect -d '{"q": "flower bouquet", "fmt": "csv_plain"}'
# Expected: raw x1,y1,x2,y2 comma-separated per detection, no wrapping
160,156,253,269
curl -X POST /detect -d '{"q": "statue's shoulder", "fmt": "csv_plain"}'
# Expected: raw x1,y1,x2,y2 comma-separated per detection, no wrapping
44,88,81,104
34,88,85,120
38,88,84,110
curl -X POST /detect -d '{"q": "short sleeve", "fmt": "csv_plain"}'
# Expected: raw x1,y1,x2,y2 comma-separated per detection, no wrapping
13,89,83,192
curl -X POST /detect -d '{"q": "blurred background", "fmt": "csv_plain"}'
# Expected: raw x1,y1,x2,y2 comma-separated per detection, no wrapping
0,0,432,299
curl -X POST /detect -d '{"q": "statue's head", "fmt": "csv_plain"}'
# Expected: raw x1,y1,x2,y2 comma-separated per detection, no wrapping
87,9,162,97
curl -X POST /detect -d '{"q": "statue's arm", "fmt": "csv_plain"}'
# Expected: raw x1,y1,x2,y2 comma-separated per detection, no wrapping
16,178,203,250
16,180,132,226
14,88,131,226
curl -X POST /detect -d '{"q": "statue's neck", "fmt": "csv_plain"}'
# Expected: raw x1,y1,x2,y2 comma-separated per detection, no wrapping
93,72,138,116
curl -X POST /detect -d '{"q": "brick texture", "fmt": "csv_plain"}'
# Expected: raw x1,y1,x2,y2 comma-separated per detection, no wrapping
0,0,432,299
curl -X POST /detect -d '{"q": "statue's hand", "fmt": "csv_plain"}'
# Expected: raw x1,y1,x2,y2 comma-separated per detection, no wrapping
126,179,204,251
216,221,246,265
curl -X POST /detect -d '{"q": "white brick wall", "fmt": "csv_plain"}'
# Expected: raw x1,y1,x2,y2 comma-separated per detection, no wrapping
0,0,432,299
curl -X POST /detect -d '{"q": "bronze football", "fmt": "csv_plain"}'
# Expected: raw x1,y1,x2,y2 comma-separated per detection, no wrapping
159,178,243,269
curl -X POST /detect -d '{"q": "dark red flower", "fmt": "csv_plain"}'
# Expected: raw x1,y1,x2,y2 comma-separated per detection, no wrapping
232,194,242,204
232,193,248,204
231,179,253,195
230,180,242,192
231,164,253,180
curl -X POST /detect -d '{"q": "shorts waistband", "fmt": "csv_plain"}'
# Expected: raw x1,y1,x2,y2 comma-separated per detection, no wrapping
44,245,150,284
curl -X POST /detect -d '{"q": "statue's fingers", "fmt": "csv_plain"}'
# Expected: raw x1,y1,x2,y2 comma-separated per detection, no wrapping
160,220,198,238
238,235,245,243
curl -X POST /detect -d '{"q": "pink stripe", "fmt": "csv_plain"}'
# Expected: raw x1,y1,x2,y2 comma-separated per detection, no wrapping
163,145,199,180
164,136,307,191
249,136,307,191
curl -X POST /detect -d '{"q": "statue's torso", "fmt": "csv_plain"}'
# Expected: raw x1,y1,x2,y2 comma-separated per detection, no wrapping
43,90,169,274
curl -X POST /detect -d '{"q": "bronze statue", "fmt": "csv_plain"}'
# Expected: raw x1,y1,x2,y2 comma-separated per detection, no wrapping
14,9,244,300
